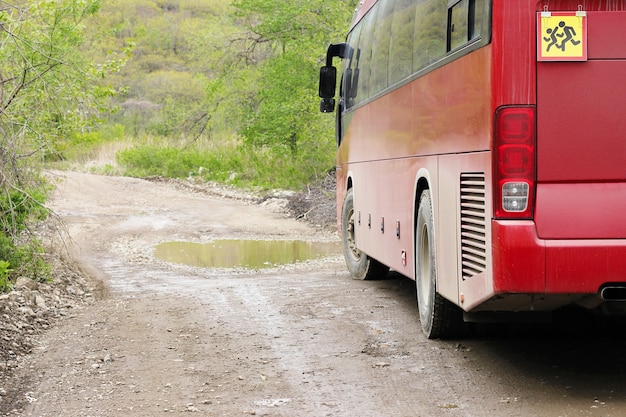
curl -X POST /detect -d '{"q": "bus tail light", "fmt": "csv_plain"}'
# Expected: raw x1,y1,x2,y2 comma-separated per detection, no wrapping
494,106,536,219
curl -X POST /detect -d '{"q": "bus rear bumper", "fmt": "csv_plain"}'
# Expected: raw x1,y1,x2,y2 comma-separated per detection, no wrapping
544,239,626,294
483,221,626,312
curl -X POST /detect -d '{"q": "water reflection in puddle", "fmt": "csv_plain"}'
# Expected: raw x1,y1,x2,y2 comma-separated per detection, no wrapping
154,239,341,269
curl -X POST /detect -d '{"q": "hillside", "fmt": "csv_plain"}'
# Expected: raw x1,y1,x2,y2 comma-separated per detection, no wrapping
59,0,357,190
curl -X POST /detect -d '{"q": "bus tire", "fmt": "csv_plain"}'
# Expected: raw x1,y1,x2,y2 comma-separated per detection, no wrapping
416,190,463,339
341,189,389,280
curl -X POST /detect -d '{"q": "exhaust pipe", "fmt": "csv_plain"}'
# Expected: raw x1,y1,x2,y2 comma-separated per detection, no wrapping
600,286,626,301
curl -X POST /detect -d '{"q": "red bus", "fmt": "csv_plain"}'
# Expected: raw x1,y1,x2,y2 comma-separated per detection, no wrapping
319,0,626,339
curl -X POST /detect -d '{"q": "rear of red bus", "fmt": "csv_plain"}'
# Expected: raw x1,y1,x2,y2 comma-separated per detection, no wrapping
320,0,626,328
481,0,626,316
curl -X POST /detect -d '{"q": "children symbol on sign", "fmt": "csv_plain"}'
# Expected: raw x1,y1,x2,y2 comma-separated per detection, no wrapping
543,21,581,53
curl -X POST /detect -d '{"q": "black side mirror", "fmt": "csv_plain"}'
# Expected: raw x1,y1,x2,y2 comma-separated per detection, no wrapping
318,66,337,113
318,43,350,113
319,66,337,99
320,98,336,113
319,66,337,113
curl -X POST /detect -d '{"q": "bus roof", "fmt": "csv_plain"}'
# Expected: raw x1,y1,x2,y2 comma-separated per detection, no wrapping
351,0,377,30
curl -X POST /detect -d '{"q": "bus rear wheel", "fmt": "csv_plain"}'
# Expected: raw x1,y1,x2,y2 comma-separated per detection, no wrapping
416,190,463,339
341,189,389,280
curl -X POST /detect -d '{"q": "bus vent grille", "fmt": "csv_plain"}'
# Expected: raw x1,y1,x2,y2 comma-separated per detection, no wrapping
460,174,486,280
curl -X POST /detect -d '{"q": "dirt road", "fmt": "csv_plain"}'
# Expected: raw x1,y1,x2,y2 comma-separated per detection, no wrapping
7,171,626,416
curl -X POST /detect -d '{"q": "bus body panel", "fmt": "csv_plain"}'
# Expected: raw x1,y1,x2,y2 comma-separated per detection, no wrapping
336,165,346,230
487,220,626,302
441,151,494,308
537,60,626,183
338,48,492,164
587,11,626,58
545,240,626,293
535,12,626,237
491,0,536,108
347,156,427,276
338,46,492,293
474,1,626,312
535,183,626,239
537,1,626,13
491,221,545,294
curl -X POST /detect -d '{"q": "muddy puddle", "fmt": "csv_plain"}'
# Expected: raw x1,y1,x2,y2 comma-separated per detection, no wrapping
154,239,341,269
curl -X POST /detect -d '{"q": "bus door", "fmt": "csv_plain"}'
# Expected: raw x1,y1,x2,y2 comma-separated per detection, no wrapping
535,10,626,291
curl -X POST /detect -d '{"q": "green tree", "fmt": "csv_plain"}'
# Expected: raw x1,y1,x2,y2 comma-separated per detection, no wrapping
92,0,232,140
232,0,355,48
224,0,356,159
0,0,120,283
242,51,317,154
68,0,356,189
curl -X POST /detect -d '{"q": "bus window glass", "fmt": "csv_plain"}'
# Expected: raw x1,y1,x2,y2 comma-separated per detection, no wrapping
449,0,469,51
343,25,362,109
470,0,486,40
388,0,416,85
369,0,396,95
354,8,378,105
413,0,447,72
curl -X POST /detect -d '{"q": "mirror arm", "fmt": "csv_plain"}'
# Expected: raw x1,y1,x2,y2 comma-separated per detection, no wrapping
325,43,351,66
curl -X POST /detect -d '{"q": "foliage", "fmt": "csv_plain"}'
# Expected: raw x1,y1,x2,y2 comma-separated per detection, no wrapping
55,124,126,162
76,0,356,189
0,1,124,151
232,0,355,48
0,0,122,288
198,0,355,184
117,139,335,190
0,186,48,235
0,180,52,285
0,234,49,286
0,260,11,292
92,0,233,139
0,0,357,289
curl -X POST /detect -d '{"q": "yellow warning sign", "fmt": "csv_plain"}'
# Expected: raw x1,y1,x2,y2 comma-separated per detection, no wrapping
537,11,587,61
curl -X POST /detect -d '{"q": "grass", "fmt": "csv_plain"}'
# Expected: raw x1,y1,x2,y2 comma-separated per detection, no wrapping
116,143,333,190
46,129,336,191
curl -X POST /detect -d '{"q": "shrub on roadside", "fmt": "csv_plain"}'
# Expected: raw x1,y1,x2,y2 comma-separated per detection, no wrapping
116,142,334,190
0,234,50,290
0,187,51,290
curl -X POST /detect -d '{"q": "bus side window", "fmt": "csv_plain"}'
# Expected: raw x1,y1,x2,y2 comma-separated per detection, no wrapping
389,0,417,85
471,0,486,40
413,0,447,72
354,9,378,105
448,0,485,52
343,26,362,110
448,0,470,51
370,0,396,94
351,50,361,103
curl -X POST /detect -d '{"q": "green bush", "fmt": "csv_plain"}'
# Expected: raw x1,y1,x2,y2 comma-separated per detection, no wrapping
0,185,51,291
0,260,12,293
51,124,126,161
117,141,335,190
0,188,49,236
0,234,50,290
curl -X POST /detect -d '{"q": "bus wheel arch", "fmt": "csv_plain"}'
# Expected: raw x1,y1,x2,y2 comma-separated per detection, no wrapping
415,188,463,339
341,188,388,280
